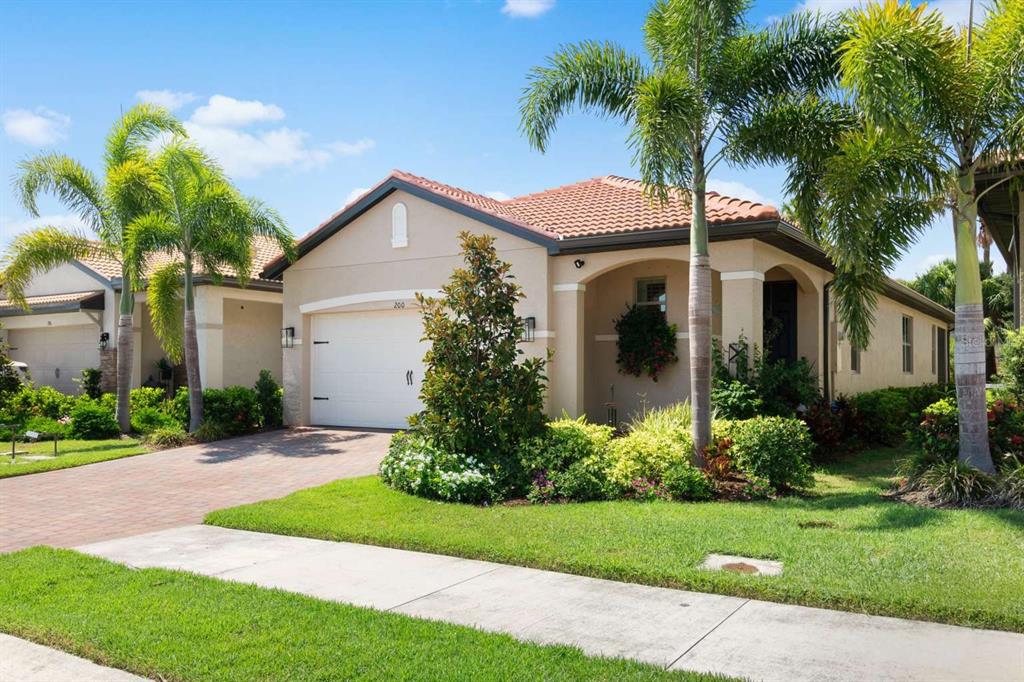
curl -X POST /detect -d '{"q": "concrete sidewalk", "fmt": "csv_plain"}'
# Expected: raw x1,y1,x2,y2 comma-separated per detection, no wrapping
79,525,1024,682
0,633,146,681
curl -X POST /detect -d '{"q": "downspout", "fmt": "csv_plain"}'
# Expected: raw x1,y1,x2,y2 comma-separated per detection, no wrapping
823,281,832,403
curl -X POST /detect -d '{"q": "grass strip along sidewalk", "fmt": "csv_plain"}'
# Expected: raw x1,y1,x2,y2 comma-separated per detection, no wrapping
0,438,148,479
206,448,1024,633
0,548,730,682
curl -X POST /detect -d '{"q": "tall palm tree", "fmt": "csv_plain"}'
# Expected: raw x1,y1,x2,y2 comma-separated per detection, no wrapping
126,141,294,432
520,0,842,461
769,0,1022,473
2,105,184,432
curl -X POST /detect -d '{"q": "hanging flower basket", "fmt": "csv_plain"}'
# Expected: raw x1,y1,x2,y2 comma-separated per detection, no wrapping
614,304,679,381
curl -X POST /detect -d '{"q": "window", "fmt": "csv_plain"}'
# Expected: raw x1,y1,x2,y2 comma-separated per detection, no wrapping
902,315,914,373
391,202,408,248
931,325,937,374
635,277,667,312
850,345,861,374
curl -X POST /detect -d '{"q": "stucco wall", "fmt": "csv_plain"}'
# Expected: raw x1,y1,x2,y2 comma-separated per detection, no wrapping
223,297,283,386
281,189,550,425
831,292,950,395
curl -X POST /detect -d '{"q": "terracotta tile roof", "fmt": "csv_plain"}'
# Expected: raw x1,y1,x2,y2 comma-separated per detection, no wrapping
0,290,105,313
75,237,283,284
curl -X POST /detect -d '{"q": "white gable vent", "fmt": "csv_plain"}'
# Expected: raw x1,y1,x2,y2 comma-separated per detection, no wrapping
391,202,408,248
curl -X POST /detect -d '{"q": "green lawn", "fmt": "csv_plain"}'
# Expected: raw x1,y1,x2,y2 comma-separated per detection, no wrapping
0,438,148,478
207,447,1024,632
0,548,727,682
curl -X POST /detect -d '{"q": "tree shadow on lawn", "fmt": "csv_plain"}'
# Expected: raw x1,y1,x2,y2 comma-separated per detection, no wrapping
50,441,142,455
195,428,381,464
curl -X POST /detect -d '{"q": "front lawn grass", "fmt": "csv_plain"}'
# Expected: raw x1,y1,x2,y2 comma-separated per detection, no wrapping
0,548,725,682
207,447,1024,632
0,438,148,478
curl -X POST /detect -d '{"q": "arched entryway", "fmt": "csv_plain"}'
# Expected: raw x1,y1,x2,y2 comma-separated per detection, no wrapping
762,265,820,369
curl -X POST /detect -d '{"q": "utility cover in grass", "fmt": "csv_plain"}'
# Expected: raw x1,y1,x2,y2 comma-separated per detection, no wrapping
700,554,782,576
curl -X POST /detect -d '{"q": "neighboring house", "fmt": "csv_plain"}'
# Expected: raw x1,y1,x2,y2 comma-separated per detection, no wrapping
977,164,1022,330
263,170,953,430
0,238,284,394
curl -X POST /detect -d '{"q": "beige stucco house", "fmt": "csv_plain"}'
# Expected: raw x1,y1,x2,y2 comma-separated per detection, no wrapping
264,170,953,430
0,239,284,394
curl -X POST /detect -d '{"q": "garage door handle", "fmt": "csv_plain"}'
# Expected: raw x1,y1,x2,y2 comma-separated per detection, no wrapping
406,370,413,386
313,340,329,345
313,396,329,401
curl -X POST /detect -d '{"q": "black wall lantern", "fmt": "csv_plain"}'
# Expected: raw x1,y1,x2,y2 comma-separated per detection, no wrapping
522,316,536,342
98,332,110,351
281,326,295,348
573,258,585,269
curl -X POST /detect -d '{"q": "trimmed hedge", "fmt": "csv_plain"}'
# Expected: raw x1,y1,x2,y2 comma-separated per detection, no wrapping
716,416,814,491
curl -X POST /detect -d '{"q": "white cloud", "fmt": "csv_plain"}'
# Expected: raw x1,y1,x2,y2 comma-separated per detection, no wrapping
329,138,376,157
2,107,70,146
706,179,774,206
184,122,330,178
501,0,554,18
135,89,198,111
485,191,512,201
344,187,370,206
793,0,975,26
191,95,285,128
0,213,90,245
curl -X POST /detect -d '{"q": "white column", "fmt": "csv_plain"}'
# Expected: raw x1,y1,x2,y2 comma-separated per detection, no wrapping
549,283,586,417
720,270,764,365
194,287,224,389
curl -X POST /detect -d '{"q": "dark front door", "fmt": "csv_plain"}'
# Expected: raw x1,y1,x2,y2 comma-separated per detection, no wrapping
937,327,948,385
764,281,798,363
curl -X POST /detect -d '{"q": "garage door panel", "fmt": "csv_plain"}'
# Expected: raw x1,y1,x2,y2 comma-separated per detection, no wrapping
7,325,99,394
311,310,427,428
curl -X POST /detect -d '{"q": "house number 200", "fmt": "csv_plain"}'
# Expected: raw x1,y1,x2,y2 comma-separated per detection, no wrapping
393,301,406,309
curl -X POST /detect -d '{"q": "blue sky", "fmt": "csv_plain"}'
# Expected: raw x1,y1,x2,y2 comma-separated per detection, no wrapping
0,0,995,280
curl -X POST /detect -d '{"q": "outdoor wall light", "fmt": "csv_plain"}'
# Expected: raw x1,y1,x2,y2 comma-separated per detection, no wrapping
522,316,536,342
574,258,586,269
98,332,110,351
281,326,295,349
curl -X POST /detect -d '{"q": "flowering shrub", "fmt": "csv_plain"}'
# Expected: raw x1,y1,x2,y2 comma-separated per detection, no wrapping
380,432,498,504
626,477,672,501
518,417,614,503
614,304,678,381
908,396,1024,469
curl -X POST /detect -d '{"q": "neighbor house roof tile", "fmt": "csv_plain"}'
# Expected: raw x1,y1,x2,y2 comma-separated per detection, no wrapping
0,290,105,313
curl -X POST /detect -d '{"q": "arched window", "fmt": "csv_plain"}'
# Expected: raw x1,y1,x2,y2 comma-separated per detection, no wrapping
391,202,408,248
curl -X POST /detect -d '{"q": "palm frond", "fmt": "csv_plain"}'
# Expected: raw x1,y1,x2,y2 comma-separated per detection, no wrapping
0,228,106,310
146,261,185,362
246,197,296,262
519,41,646,152
13,154,108,235
644,0,749,70
123,212,178,289
973,0,1024,158
629,69,699,203
105,104,185,169
106,157,167,230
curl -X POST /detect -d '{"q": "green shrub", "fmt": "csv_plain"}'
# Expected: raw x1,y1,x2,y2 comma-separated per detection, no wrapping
999,456,1024,509
710,380,761,419
69,400,119,439
380,432,498,504
849,389,912,445
131,406,178,435
99,392,117,415
144,425,190,448
254,369,283,428
518,417,614,503
907,397,960,461
194,420,230,443
5,386,74,422
23,415,71,439
78,368,102,399
607,403,694,491
756,357,820,416
130,387,168,413
169,387,189,429
921,460,997,506
997,328,1024,401
663,461,714,501
716,416,814,491
907,396,1024,468
172,386,262,437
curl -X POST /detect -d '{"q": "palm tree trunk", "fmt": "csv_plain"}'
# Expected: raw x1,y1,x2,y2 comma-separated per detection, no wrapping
115,285,133,434
953,171,994,473
183,260,203,432
689,150,712,466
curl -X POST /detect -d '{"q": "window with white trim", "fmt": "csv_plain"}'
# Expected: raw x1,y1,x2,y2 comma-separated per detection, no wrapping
902,315,914,373
391,202,408,248
635,277,667,312
931,325,937,374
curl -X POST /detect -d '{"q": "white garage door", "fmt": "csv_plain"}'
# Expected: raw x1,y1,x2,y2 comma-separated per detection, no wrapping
8,325,99,394
311,310,428,428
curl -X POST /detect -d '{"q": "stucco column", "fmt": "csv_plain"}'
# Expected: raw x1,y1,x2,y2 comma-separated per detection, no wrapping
720,271,764,365
194,287,224,389
131,300,143,388
549,283,585,417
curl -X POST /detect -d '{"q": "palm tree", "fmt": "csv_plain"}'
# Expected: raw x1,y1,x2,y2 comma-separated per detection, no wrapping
519,0,842,461
773,0,1023,473
126,141,294,432
2,105,184,433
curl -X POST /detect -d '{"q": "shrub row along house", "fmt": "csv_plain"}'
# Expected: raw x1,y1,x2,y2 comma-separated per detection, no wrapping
260,170,953,430
0,237,284,394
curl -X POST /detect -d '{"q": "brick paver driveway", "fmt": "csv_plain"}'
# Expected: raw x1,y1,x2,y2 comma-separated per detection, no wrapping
0,428,389,553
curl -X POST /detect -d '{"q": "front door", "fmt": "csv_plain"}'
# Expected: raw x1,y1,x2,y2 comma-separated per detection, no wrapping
763,281,798,364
